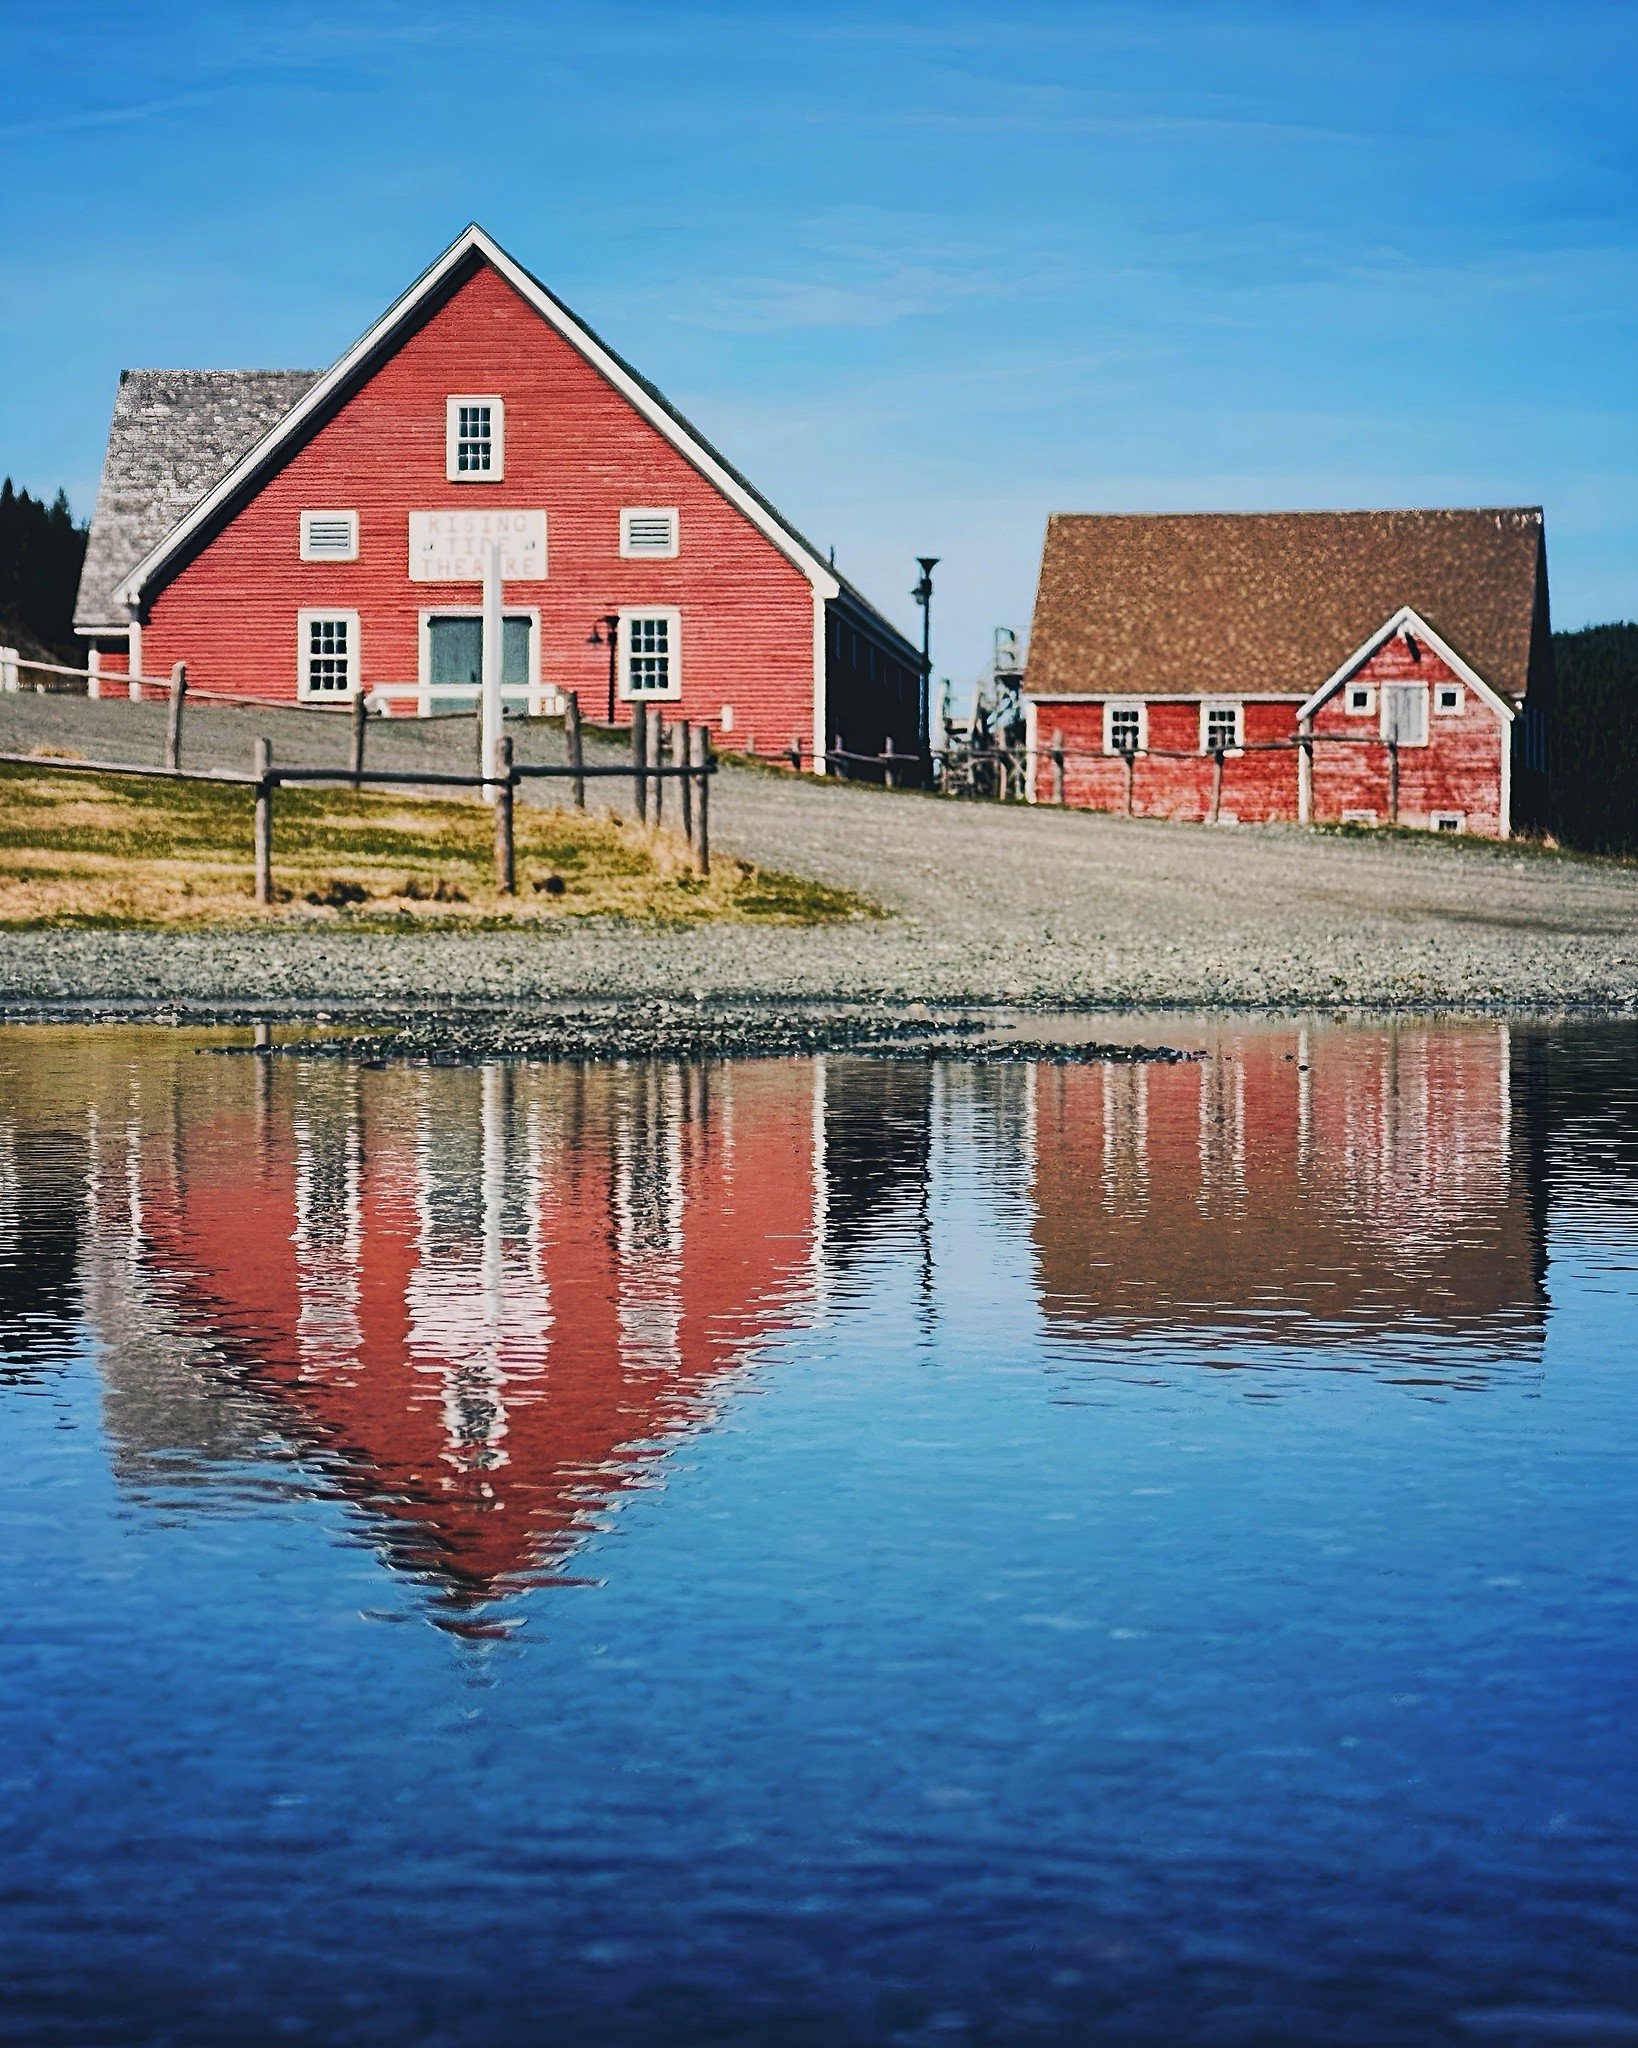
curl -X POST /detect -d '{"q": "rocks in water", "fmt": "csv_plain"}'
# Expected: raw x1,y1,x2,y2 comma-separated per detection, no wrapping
218,1002,1204,1068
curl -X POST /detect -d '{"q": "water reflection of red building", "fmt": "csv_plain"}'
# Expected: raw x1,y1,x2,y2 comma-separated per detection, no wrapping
1028,1024,1546,1361
119,1060,822,1609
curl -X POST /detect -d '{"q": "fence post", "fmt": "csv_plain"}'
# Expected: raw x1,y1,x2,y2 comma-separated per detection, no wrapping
998,750,1011,803
631,701,649,824
1208,747,1224,825
883,736,897,789
674,719,692,844
1050,728,1065,805
690,725,710,876
165,662,187,770
253,738,273,906
493,735,516,895
1123,749,1136,817
1387,739,1400,825
0,647,17,695
351,691,367,783
832,732,846,781
788,733,802,772
1297,722,1313,824
88,647,102,701
650,714,665,826
565,689,585,810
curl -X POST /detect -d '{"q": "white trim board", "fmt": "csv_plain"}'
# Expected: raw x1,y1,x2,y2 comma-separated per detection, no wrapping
117,224,843,613
1296,605,1515,725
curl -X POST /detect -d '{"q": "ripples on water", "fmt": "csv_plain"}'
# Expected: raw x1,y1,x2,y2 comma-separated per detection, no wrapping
1,1021,1635,2047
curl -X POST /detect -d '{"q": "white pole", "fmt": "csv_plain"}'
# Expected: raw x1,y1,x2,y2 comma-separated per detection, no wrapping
480,538,503,804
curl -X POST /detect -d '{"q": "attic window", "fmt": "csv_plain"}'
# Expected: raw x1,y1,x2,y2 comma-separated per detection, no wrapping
1346,685,1375,715
620,508,679,558
300,510,358,561
446,396,503,480
1435,684,1463,714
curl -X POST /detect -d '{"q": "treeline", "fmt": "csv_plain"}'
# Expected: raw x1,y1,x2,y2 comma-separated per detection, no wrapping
0,478,88,662
1550,622,1638,855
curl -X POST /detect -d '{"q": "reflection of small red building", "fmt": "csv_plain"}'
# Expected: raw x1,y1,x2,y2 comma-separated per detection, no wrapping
1022,509,1552,837
1028,1025,1545,1361
125,1061,820,1608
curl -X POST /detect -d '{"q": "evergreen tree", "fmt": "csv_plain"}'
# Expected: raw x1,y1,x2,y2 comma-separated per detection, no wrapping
0,477,90,660
1550,622,1638,855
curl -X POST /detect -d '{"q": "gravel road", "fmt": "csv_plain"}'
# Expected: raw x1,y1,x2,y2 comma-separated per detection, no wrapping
4,692,1637,1016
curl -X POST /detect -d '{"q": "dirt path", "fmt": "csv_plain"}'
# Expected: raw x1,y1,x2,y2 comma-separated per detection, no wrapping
4,693,1637,1012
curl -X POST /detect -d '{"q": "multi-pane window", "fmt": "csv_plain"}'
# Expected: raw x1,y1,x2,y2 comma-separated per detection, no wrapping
445,396,504,479
620,507,679,558
620,610,680,698
1202,702,1241,752
1107,704,1143,753
300,612,357,697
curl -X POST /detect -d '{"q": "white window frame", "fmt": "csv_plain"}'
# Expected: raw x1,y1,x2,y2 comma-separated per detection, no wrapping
1346,683,1375,716
445,395,504,482
296,610,360,701
299,509,359,561
1434,682,1464,716
1380,682,1430,748
1199,700,1242,753
416,606,541,695
1432,811,1466,833
1103,701,1147,754
617,607,682,702
619,507,680,559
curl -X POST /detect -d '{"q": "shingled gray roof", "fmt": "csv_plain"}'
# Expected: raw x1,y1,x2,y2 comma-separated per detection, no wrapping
74,369,320,628
1024,508,1547,701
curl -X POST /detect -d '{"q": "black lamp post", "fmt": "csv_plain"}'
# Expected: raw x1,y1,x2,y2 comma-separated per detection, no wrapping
911,556,938,763
587,613,620,724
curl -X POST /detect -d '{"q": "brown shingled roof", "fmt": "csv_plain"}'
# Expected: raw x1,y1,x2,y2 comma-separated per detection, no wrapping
1023,508,1545,700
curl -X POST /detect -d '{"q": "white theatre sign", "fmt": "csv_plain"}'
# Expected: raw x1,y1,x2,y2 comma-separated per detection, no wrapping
408,509,546,582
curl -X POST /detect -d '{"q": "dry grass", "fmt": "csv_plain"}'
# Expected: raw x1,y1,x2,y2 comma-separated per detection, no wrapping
0,761,879,928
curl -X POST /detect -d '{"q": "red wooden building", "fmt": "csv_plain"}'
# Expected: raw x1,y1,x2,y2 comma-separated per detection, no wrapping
1021,509,1553,837
73,224,920,759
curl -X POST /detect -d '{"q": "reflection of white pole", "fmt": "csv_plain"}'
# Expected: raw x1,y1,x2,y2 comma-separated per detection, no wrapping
481,539,503,804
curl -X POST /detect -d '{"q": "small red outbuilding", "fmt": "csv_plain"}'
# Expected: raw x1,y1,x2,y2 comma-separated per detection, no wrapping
1021,508,1553,837
74,224,920,760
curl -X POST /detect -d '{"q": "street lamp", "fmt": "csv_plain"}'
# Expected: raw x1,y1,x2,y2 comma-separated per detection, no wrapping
911,556,938,763
587,613,620,724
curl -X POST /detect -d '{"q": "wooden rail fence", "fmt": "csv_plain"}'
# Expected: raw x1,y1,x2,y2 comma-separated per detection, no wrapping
0,684,715,903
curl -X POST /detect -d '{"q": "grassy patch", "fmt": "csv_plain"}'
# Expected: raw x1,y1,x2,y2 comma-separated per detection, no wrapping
0,761,881,928
1309,818,1638,867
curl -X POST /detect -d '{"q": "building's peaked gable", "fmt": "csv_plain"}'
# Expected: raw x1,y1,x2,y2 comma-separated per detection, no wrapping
1297,605,1518,725
116,223,844,613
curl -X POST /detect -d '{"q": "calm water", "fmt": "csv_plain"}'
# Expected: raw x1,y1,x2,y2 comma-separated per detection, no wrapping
1,1021,1636,2048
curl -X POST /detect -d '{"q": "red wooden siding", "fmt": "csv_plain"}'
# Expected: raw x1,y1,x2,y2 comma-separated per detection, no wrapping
1030,638,1506,833
138,263,817,739
1308,636,1504,834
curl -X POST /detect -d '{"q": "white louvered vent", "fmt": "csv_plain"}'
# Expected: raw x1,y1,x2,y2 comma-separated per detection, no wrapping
620,507,679,558
300,510,359,561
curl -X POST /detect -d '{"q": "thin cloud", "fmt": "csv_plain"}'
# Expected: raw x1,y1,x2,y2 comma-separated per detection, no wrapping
0,90,229,143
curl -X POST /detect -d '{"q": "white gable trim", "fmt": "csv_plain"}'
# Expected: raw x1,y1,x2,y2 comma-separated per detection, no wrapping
1297,605,1515,725
117,223,842,611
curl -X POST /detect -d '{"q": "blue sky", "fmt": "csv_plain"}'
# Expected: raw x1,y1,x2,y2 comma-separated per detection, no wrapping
1,0,1632,679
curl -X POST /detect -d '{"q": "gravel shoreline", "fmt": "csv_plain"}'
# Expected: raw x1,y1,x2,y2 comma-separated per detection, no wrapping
6,694,1638,1022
